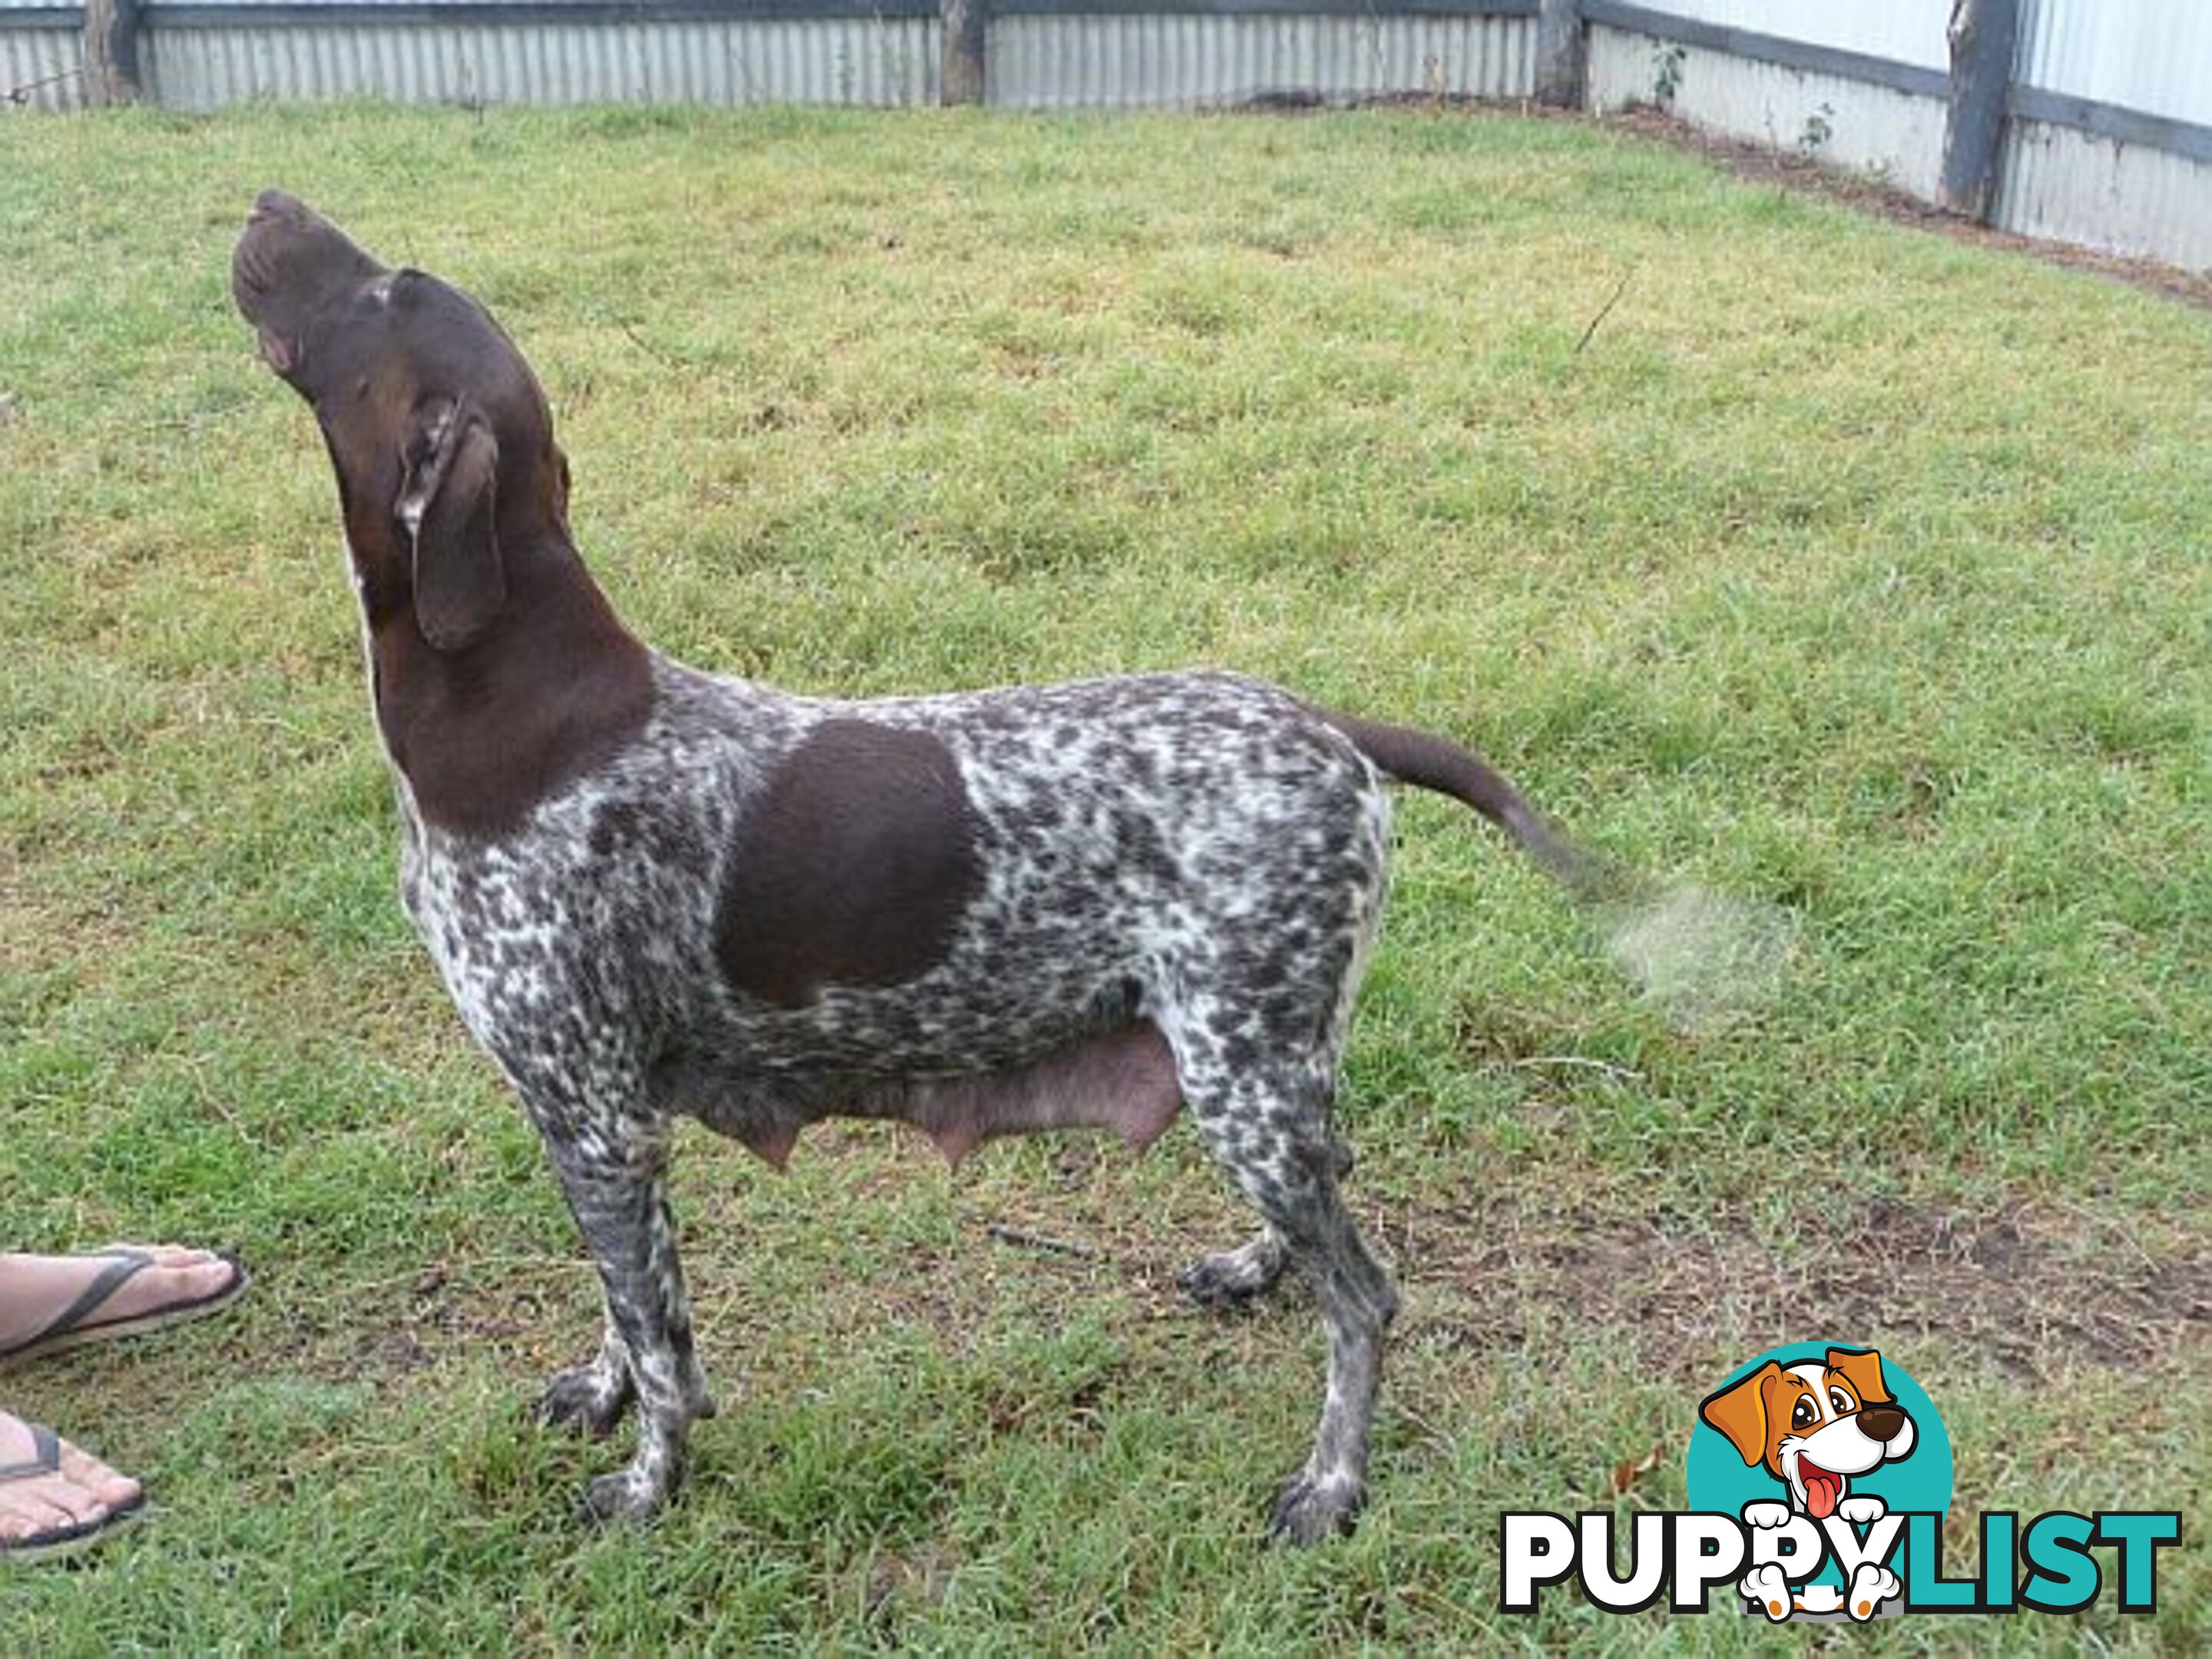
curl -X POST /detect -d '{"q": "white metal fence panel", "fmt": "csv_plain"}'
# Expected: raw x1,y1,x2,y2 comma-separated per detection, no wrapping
990,12,1532,110
1998,114,2212,270
137,17,940,108
1588,0,1944,71
1585,18,1947,198
2,22,80,108
2019,0,2212,126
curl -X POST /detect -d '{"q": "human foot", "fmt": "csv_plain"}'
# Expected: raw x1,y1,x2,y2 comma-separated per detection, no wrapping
0,1247,247,1366
0,1412,144,1561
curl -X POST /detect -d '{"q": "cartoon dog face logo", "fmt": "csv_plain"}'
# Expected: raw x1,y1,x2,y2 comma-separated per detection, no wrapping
1699,1346,1916,1519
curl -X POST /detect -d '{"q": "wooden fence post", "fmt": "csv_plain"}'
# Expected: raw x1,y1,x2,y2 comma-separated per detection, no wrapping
1941,0,2019,220
942,0,988,106
1534,0,1585,109
82,0,142,106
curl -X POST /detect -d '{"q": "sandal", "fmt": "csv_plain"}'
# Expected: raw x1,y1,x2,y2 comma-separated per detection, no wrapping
0,1248,248,1369
0,1422,145,1562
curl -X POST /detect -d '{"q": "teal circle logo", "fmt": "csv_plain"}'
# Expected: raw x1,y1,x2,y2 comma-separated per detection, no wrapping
1688,1344,1952,1610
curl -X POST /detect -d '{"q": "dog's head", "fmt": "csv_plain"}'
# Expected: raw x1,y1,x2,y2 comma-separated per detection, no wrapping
232,190,571,651
1700,1347,1916,1519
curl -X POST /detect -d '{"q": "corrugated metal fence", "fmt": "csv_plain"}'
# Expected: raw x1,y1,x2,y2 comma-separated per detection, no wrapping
2,0,949,110
1999,0,2212,267
2,0,1541,113
6,0,2209,272
1581,0,2212,270
990,7,1531,111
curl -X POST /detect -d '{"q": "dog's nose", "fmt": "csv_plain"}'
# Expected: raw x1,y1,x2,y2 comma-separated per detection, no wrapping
1858,1405,1907,1442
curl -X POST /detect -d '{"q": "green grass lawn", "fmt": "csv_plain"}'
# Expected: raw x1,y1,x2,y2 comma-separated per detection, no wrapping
1,102,2206,1652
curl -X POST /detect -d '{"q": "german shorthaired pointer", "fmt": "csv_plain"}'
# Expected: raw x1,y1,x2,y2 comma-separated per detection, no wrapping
233,190,1610,1545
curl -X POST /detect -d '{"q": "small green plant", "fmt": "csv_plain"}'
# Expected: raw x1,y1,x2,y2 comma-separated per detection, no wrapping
1652,42,1686,108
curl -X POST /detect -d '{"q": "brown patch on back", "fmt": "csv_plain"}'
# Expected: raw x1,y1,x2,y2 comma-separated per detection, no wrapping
714,720,981,1007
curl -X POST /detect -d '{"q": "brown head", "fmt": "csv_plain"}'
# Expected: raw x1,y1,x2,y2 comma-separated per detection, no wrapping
234,190,649,836
233,189,577,647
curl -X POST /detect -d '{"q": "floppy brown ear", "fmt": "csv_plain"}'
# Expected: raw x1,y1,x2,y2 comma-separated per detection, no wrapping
1700,1361,1780,1468
399,398,505,651
1826,1347,1892,1408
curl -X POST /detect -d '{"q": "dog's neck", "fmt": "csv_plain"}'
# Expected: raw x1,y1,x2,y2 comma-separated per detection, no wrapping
361,531,656,839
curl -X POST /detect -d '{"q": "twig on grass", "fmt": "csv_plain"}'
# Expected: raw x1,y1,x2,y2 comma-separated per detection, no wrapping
619,320,680,367
1575,270,1634,354
985,1223,1100,1261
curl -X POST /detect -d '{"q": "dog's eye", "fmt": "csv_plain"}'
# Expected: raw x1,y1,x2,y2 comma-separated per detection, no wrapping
1790,1397,1816,1429
1830,1387,1856,1414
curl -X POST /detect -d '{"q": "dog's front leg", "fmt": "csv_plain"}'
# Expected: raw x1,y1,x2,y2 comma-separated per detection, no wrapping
536,1114,715,1523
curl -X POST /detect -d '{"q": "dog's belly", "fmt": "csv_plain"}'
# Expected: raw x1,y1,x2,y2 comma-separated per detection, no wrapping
658,1021,1182,1169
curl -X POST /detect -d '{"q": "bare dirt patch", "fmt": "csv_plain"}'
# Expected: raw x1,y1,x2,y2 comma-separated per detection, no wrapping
245,1127,2209,1406
1389,1179,2212,1386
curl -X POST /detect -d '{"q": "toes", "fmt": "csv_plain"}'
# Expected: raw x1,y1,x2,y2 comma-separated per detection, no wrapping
537,1370,631,1438
34,1477,111,1529
1267,1472,1363,1546
1177,1264,1237,1308
161,1254,243,1303
124,1243,221,1268
54,1443,141,1514
0,1485,70,1540
88,1246,240,1321
2,1417,139,1512
108,1243,228,1284
537,1396,598,1436
578,1469,661,1525
0,1432,141,1545
1179,1257,1268,1310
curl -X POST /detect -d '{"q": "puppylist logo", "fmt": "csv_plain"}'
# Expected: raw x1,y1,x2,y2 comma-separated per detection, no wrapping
1502,1343,2181,1622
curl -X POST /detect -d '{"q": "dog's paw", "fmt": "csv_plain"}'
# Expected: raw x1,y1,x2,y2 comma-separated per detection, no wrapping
1846,1562,1900,1621
1267,1470,1363,1547
578,1465,666,1526
1737,1563,1794,1622
537,1362,635,1439
1179,1241,1286,1310
1836,1495,1887,1526
1741,1500,1792,1529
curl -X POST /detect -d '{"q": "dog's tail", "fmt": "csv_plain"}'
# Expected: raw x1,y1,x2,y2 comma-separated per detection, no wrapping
1323,710,1625,903
1324,708,1800,1026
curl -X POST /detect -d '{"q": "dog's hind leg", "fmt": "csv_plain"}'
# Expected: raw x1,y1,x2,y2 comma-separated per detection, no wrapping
1173,1041,1399,1544
1181,1141,1355,1308
526,1094,715,1523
